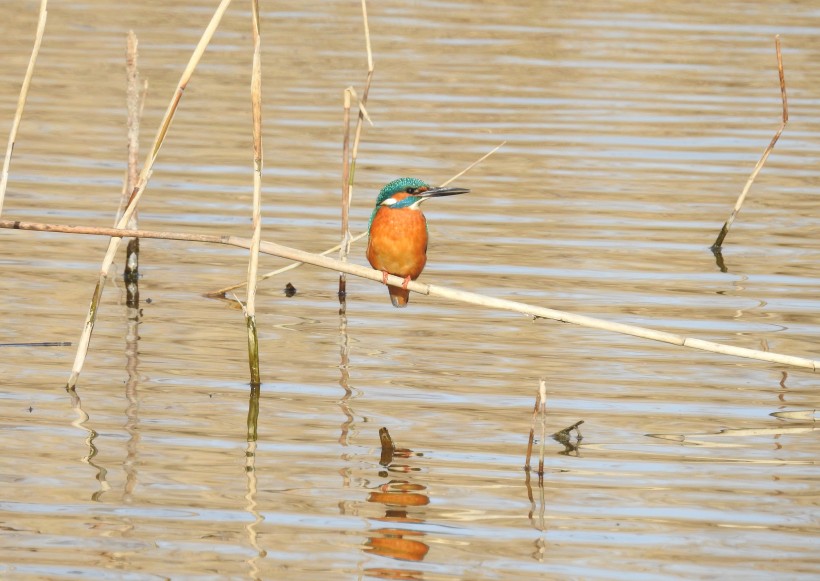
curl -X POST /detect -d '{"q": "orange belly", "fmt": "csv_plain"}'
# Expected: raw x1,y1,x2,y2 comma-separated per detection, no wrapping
367,207,428,307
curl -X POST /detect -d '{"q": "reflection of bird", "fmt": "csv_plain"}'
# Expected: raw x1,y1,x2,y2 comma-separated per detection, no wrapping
366,177,470,308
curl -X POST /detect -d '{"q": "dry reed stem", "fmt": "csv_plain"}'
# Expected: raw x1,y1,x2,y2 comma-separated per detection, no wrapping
122,31,142,296
524,382,542,471
339,88,353,296
65,0,234,389
361,0,373,74
712,36,788,250
119,31,141,227
440,141,506,187
537,379,547,475
5,219,817,372
0,0,48,217
245,0,263,384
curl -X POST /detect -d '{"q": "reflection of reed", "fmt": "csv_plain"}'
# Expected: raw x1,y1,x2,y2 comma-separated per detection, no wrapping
337,302,355,446
67,388,110,501
524,469,547,553
244,439,267,575
122,283,141,502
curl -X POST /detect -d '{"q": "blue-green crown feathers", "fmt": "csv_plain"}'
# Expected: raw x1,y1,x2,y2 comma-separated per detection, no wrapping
369,177,430,231
375,177,429,206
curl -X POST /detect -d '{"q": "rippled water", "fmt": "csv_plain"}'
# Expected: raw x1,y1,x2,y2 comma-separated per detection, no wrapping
1,0,818,579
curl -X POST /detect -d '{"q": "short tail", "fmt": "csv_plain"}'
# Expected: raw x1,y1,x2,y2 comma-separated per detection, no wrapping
388,285,410,308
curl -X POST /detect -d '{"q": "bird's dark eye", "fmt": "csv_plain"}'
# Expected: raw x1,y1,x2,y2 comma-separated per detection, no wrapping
405,187,417,194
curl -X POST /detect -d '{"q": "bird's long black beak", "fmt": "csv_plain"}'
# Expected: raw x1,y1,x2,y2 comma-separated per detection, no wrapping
420,185,470,198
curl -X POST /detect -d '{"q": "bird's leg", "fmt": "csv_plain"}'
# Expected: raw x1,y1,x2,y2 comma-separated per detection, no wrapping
401,275,411,290
380,271,389,285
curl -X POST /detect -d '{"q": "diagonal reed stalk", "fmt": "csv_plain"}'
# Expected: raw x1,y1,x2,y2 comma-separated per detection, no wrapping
4,219,817,373
712,35,788,250
0,0,48,217
245,0,263,387
65,0,234,390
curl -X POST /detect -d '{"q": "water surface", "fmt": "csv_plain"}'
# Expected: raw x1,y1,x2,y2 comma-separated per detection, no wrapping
1,0,818,579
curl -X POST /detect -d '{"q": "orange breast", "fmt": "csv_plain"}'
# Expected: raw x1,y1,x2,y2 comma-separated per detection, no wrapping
366,206,428,280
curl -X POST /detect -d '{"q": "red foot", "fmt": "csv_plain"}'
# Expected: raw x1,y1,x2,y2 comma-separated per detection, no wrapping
381,271,389,285
401,276,411,290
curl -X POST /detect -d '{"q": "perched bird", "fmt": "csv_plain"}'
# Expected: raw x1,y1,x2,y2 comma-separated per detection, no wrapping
366,177,469,307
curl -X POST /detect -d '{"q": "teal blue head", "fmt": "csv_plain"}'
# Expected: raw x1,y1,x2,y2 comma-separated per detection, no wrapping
368,177,470,231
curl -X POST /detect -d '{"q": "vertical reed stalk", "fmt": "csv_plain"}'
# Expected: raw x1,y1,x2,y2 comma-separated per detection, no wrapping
122,31,142,308
348,0,374,189
525,379,548,474
712,35,788,250
524,388,540,471
245,0,263,385
66,0,234,390
119,31,141,228
338,88,353,300
0,0,48,217
537,379,547,475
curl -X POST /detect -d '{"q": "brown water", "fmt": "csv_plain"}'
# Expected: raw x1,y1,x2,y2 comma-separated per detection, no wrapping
1,0,818,579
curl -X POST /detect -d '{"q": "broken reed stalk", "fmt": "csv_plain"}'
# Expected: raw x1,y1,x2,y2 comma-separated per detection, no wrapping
203,142,502,298
0,0,48,217
245,0,263,385
65,0,234,390
4,219,817,373
537,379,547,475
712,35,788,250
524,382,542,471
525,379,548,473
339,88,353,299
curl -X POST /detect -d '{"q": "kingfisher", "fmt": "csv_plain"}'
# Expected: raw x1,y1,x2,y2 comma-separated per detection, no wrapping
366,177,469,308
